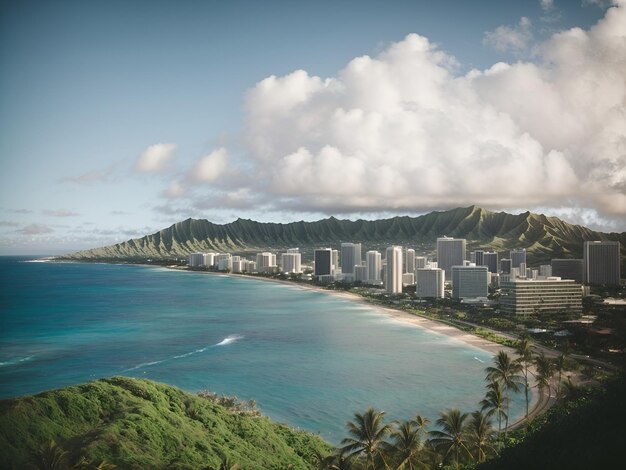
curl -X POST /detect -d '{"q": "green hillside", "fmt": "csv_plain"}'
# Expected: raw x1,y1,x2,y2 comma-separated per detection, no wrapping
62,206,626,271
0,376,331,470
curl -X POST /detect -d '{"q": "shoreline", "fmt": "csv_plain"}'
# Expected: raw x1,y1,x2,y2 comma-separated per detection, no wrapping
166,267,546,424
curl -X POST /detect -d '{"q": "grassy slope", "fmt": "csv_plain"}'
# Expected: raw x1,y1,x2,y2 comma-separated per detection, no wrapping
0,377,331,469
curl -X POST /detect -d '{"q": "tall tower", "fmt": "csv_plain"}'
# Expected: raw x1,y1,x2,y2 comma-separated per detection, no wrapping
385,246,403,294
366,250,382,283
341,243,362,274
314,248,332,276
483,251,498,274
510,249,527,269
584,241,620,285
405,248,416,274
437,237,466,280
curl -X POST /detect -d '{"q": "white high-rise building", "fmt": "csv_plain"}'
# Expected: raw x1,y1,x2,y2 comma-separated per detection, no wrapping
331,249,339,273
405,248,416,274
256,252,277,273
215,253,232,271
437,237,466,280
451,265,489,299
203,252,216,267
281,248,302,274
385,246,403,294
366,250,382,284
402,272,415,286
415,268,444,298
231,256,242,273
341,243,362,274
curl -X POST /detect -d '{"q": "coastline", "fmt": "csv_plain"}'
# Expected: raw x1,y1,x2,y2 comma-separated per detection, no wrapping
167,267,545,424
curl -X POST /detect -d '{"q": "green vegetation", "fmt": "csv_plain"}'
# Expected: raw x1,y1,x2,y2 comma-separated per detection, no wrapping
60,206,626,273
0,377,331,470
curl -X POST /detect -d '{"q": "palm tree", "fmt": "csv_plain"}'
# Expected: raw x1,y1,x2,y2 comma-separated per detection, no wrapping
554,353,567,398
388,419,430,470
339,407,392,469
534,352,555,400
429,409,470,470
29,440,69,470
485,351,522,437
514,337,533,421
480,380,508,447
466,410,497,463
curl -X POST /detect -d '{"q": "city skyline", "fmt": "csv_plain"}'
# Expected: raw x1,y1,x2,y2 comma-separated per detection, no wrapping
1,0,624,255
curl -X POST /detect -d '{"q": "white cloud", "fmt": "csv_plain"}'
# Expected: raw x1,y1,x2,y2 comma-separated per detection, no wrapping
540,0,555,11
217,3,625,227
162,181,186,199
44,209,80,217
483,17,534,54
135,143,176,173
193,148,229,183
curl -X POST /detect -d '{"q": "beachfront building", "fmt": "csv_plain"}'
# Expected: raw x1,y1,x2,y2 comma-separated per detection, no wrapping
314,248,333,277
354,265,368,283
584,241,621,285
415,268,444,298
331,249,339,273
281,248,302,274
256,252,277,273
189,252,205,267
203,252,216,267
385,246,403,294
500,277,583,315
451,265,489,300
437,237,466,280
215,253,232,271
341,243,362,275
366,250,382,284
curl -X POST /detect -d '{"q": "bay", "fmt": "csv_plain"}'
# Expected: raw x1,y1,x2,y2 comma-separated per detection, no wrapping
0,256,527,443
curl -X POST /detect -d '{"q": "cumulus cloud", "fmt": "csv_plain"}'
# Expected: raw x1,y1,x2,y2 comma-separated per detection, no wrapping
19,224,53,235
162,181,186,199
135,143,176,173
209,2,624,227
192,148,229,182
483,17,534,54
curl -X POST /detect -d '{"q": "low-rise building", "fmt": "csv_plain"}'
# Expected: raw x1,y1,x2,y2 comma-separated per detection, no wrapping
500,277,583,315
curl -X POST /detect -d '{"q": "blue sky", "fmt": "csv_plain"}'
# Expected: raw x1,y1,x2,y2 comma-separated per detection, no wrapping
1,0,623,255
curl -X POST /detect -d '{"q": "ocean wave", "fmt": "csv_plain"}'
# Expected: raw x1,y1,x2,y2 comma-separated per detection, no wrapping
0,355,35,367
214,334,244,346
125,359,165,371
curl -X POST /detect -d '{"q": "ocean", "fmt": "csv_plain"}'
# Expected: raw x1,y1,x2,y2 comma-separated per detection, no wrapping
0,256,527,443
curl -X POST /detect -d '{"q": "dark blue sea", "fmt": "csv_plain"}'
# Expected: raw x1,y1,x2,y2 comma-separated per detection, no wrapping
0,256,527,442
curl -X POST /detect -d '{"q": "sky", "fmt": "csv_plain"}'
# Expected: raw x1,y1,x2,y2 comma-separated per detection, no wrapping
1,0,624,255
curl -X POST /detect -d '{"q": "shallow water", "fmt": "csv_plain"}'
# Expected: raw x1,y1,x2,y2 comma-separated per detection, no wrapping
0,256,527,443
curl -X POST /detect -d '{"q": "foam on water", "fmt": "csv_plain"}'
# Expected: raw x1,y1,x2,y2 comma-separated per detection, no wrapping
214,335,243,346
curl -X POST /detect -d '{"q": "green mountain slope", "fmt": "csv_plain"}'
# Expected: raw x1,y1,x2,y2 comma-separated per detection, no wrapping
63,206,626,270
0,377,331,470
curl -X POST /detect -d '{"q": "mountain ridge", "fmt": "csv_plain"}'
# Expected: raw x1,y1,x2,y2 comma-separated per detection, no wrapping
63,206,626,270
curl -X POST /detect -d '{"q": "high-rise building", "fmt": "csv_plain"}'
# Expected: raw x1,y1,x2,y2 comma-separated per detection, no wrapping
584,241,621,285
551,259,583,283
405,248,416,274
451,265,489,299
483,251,498,274
354,265,368,283
500,258,512,274
385,246,403,294
314,249,333,276
188,252,205,267
366,251,382,284
437,237,466,280
203,253,216,267
256,252,277,273
215,253,232,271
539,265,552,277
415,256,428,269
510,249,527,269
231,256,242,273
474,250,485,267
402,272,415,286
281,248,302,274
341,243,362,275
500,278,583,315
415,268,444,298
331,250,339,273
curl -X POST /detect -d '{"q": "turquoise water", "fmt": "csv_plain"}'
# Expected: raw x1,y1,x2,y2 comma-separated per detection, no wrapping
0,256,527,443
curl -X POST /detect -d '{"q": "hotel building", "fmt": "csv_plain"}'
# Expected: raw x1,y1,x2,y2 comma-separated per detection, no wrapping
500,277,583,315
415,268,445,298
437,237,466,280
385,246,403,294
451,265,489,299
